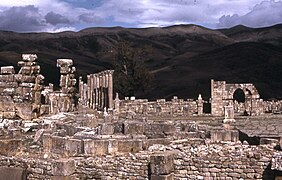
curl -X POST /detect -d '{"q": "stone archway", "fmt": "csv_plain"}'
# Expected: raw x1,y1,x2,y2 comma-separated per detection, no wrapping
232,88,252,115
233,88,245,103
211,79,263,116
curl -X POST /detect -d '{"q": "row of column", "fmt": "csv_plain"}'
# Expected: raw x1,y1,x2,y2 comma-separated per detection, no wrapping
79,70,114,110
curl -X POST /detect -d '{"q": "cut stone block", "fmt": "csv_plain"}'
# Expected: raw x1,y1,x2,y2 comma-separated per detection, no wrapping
51,159,75,176
84,139,108,155
0,74,14,82
57,59,73,67
150,151,175,175
107,139,118,154
151,174,174,180
51,136,66,154
100,123,114,135
124,121,145,135
210,129,239,143
22,54,37,62
0,66,15,74
65,138,83,156
0,167,27,180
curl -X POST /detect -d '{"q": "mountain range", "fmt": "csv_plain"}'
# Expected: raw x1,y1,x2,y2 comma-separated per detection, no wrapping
0,24,282,100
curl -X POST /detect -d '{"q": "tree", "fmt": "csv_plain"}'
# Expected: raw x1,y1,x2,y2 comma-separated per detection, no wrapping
113,41,153,97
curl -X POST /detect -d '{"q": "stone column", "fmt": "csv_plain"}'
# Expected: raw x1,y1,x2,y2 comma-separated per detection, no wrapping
78,76,83,103
99,73,103,110
87,75,91,107
108,70,114,109
94,74,99,109
197,94,203,115
101,72,106,109
105,72,109,108
90,74,94,108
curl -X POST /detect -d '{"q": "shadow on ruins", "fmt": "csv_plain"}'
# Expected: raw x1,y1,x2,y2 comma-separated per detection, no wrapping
1,54,282,179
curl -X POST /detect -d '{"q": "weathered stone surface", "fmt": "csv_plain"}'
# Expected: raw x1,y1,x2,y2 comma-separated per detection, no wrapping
0,167,27,180
1,66,15,74
150,151,175,175
151,174,174,180
124,121,145,135
65,139,84,156
22,54,37,62
51,159,75,176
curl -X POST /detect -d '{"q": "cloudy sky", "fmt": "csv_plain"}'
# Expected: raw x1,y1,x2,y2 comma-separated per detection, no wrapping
0,0,281,32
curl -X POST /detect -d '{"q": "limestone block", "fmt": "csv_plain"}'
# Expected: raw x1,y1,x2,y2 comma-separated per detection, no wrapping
3,88,15,96
150,151,175,175
57,59,73,67
0,82,18,88
145,123,175,138
144,139,171,150
14,74,36,83
19,66,32,75
22,54,37,62
0,75,14,82
124,121,145,135
0,167,27,180
65,139,83,156
117,139,143,153
31,65,40,74
100,123,114,135
51,159,75,176
260,138,279,145
113,122,124,134
107,139,118,154
0,66,15,74
132,140,143,153
84,139,108,155
15,103,34,120
210,130,239,143
0,139,22,156
117,140,131,152
151,174,174,180
0,101,15,111
51,176,76,180
43,134,52,152
51,136,66,154
3,111,16,119
59,67,72,74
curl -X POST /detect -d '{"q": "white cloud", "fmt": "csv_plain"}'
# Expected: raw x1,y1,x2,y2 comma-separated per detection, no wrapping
0,0,281,32
93,0,267,28
0,0,40,7
0,0,101,32
218,0,282,28
0,5,47,32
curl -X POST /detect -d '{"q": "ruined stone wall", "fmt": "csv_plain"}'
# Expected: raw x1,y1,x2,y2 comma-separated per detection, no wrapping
116,96,201,118
173,143,276,179
263,100,282,113
0,142,280,179
0,54,46,120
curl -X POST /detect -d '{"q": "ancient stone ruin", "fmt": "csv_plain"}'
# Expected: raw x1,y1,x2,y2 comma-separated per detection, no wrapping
1,54,282,179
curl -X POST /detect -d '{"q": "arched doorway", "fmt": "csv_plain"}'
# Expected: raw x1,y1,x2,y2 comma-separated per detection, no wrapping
233,88,252,115
233,89,245,103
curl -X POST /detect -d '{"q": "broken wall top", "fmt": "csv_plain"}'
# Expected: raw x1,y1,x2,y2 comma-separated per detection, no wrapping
22,54,37,62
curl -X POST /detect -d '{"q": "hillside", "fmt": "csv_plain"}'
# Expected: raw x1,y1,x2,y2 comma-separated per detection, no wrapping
0,24,281,100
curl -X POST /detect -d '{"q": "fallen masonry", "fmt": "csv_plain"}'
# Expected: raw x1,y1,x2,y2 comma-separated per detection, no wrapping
1,54,282,179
